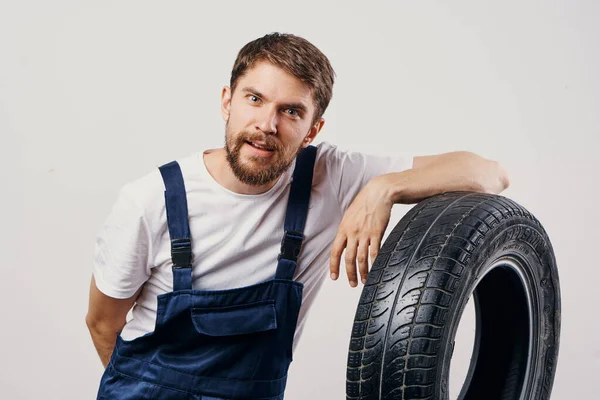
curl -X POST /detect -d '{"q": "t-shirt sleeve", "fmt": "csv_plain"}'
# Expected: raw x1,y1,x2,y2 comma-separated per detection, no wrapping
319,142,414,213
92,184,153,299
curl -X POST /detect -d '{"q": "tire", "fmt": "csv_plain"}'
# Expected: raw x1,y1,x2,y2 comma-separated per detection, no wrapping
346,192,561,400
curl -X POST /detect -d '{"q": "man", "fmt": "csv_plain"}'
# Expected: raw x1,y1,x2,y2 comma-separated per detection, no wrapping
87,33,509,399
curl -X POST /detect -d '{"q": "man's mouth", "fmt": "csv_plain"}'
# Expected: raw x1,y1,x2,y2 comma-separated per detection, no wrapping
246,141,275,152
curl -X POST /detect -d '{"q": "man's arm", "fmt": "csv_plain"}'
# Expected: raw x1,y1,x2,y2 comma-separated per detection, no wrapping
85,276,142,368
329,151,510,287
388,151,510,203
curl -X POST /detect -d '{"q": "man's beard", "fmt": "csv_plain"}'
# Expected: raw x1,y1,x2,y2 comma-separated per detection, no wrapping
224,124,304,187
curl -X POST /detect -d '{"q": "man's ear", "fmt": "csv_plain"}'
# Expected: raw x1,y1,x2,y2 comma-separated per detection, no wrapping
221,86,232,121
303,118,325,147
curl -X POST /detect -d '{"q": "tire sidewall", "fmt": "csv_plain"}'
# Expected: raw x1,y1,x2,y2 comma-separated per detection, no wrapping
437,217,561,400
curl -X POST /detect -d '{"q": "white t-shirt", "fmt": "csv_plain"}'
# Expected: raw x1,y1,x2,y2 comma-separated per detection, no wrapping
92,141,412,351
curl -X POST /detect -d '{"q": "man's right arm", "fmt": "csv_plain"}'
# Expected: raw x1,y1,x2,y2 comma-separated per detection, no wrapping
85,276,142,368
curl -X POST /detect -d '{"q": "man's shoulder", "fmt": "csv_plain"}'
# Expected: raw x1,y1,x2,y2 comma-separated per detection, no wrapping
120,152,202,210
314,140,338,154
313,141,366,171
313,141,345,164
314,141,365,160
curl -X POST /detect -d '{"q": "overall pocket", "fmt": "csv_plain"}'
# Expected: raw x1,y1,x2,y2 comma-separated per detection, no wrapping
98,365,201,399
191,299,277,336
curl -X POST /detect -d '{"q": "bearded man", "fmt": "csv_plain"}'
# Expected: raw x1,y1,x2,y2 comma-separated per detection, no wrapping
86,32,509,399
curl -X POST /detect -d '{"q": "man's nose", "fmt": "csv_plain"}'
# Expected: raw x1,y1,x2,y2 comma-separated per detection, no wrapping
255,106,278,135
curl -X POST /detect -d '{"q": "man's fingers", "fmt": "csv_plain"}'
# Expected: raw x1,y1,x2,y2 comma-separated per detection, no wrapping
329,233,347,280
370,234,382,267
344,240,359,287
357,238,370,284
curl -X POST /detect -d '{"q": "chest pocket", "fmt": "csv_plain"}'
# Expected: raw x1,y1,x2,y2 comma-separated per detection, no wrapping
191,299,278,336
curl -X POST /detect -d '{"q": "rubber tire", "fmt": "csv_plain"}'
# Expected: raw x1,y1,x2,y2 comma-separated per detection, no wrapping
346,192,561,400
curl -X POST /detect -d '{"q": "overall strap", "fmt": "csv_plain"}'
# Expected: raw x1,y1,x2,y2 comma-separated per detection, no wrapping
275,145,317,280
159,161,193,291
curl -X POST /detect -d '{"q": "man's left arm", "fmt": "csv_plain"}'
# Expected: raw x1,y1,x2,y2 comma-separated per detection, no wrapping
329,151,510,287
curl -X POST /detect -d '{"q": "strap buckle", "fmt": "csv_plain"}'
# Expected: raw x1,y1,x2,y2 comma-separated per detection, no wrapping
171,238,192,269
278,230,304,262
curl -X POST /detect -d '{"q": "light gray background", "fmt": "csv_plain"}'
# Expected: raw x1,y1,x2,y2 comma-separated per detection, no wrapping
1,1,598,399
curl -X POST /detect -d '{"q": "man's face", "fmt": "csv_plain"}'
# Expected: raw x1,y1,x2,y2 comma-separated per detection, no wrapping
221,61,323,187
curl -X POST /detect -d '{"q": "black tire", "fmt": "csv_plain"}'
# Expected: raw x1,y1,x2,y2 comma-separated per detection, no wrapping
346,192,561,400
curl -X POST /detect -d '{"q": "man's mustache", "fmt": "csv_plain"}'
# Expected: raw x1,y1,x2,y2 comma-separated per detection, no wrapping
238,132,280,151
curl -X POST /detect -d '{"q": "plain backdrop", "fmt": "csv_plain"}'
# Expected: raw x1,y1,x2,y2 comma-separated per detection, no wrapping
1,1,598,399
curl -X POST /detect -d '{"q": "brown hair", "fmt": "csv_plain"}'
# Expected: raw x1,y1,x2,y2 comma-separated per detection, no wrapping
230,32,335,124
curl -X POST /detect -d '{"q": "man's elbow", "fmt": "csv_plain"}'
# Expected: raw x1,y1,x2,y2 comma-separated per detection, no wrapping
85,313,103,335
85,313,121,337
499,162,511,191
480,160,510,194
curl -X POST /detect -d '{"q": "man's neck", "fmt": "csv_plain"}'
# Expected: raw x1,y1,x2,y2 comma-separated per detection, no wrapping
203,148,280,195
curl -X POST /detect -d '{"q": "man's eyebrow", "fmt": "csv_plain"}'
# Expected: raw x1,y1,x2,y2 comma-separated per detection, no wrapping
241,86,266,99
282,102,309,114
241,86,309,114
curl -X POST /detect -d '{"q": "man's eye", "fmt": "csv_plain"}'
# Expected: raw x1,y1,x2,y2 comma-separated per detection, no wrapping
286,109,298,116
249,95,259,102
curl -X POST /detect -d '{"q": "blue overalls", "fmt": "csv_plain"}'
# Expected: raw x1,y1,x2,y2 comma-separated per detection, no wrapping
96,146,317,399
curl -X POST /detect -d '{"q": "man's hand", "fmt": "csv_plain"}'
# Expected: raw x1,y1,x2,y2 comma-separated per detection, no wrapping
329,151,510,287
329,177,394,287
